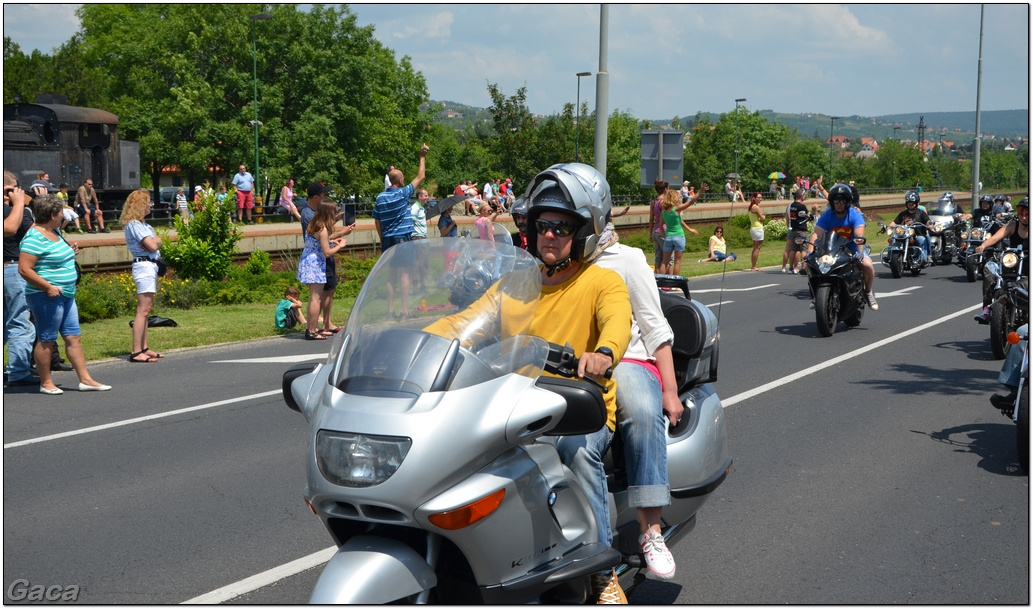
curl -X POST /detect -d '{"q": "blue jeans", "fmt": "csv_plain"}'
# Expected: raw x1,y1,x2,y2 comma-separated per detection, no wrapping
614,362,670,508
999,324,1028,388
552,426,615,546
26,292,81,342
715,251,737,262
915,235,930,261
4,263,36,381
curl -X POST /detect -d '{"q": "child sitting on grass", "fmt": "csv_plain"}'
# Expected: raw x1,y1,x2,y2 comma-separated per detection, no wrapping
275,286,307,330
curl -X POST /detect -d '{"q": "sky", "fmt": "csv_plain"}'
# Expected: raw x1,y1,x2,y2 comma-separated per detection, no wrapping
3,3,1029,120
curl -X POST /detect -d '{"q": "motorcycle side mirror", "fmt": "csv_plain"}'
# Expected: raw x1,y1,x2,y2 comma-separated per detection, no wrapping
283,363,319,413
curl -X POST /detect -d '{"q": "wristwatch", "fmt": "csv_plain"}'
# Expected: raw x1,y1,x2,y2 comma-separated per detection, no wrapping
594,346,614,362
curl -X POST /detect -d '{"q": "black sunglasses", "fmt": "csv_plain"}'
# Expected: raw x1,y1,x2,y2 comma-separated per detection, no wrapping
534,218,578,238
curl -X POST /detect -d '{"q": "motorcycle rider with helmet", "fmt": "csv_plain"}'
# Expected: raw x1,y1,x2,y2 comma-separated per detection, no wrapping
428,164,633,603
889,190,933,263
962,194,996,225
806,183,879,311
974,197,1030,323
509,197,529,250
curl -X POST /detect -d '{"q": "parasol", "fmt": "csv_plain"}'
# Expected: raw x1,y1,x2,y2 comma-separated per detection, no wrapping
424,194,467,219
725,172,741,179
768,172,786,180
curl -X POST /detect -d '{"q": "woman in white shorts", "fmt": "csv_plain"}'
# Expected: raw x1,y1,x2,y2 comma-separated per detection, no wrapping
747,191,766,271
119,190,165,363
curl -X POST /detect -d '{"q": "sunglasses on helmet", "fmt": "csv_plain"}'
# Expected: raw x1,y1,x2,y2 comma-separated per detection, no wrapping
534,218,578,238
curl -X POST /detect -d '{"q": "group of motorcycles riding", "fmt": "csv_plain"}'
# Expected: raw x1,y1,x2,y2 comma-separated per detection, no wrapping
870,190,1028,471
278,174,1025,603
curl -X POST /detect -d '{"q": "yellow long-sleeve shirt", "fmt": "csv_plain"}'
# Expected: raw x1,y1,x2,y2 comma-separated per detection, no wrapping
425,263,631,430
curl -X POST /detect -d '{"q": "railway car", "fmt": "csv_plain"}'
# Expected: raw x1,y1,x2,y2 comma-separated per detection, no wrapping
3,95,140,206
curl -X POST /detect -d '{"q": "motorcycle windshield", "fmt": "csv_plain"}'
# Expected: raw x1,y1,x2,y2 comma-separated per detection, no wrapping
329,238,548,395
814,230,853,258
930,202,956,217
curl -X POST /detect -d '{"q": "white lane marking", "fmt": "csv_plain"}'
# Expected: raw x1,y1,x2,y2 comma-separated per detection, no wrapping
875,285,923,299
692,283,779,294
704,301,734,308
722,303,982,408
182,546,337,604
211,354,327,364
3,390,281,450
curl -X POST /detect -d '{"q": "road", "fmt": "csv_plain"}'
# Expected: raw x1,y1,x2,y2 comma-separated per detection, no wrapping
3,258,1028,604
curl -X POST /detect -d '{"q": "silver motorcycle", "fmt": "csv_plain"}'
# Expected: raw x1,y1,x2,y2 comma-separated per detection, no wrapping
281,238,731,603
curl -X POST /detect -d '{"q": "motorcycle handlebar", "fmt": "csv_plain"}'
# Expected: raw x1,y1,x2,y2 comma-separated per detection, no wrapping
544,342,612,393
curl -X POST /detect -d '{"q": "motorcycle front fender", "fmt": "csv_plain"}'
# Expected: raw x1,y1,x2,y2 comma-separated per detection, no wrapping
309,536,437,604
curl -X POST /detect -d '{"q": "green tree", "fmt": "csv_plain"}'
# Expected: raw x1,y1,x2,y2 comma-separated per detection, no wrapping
72,4,428,202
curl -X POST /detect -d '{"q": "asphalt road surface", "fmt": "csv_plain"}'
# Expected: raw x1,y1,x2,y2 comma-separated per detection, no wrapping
3,258,1028,604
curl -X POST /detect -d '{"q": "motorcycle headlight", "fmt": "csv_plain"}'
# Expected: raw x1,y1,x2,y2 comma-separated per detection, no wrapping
906,227,915,237
1002,252,1020,269
818,254,835,274
315,430,411,488
971,228,983,240
892,226,906,238
960,231,969,240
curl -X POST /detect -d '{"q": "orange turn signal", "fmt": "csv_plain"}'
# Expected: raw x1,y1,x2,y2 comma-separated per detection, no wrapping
428,488,506,530
1007,332,1022,346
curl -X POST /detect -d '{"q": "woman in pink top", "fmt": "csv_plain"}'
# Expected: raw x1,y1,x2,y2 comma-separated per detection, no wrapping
280,179,302,221
474,202,499,241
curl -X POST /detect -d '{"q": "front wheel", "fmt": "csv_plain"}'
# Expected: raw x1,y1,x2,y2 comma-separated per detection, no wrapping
966,256,979,282
1018,385,1029,474
815,285,838,337
890,250,903,278
989,303,1012,359
844,299,865,327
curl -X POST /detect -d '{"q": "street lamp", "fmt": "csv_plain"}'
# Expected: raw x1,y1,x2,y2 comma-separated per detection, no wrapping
828,116,841,178
575,72,592,161
250,12,271,203
734,98,746,192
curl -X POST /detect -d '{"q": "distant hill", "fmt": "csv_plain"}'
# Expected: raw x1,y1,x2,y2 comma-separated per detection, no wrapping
673,109,1027,145
426,100,1027,145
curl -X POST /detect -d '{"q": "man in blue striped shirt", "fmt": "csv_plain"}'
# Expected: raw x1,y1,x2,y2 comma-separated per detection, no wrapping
373,144,429,317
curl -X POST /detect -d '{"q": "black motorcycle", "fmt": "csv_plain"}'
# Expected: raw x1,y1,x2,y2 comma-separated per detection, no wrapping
927,198,961,265
877,221,931,278
986,246,1029,359
804,232,867,337
958,221,996,283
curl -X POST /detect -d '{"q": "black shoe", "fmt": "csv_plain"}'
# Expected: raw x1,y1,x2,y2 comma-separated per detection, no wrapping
991,390,1018,410
101,227,110,233
88,227,98,233
51,362,75,372
7,376,41,387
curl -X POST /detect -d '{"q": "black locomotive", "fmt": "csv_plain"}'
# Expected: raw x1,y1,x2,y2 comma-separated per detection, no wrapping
3,95,140,205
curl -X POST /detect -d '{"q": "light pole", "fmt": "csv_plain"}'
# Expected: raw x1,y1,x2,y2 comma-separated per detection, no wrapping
250,12,271,202
575,71,591,162
734,98,746,192
828,116,841,178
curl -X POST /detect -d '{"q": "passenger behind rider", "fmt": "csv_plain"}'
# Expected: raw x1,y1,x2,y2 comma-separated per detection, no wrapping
425,163,632,603
889,190,933,263
573,165,682,581
973,197,1030,324
806,183,879,311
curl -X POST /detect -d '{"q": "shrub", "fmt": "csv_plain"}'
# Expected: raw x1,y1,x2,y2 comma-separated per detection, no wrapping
728,213,751,229
765,218,788,241
161,190,241,280
74,272,138,323
244,250,272,275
